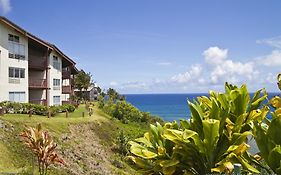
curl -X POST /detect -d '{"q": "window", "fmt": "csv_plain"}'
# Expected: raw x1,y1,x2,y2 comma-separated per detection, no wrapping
53,56,60,70
9,92,25,102
53,79,60,90
9,67,25,78
8,34,19,43
53,96,60,105
53,79,60,86
8,42,25,60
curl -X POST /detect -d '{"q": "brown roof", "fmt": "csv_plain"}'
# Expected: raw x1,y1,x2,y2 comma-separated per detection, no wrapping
0,16,76,66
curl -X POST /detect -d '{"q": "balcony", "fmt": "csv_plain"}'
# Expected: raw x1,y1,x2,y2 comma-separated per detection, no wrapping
29,56,47,70
29,99,47,106
62,70,71,79
29,79,47,89
62,85,72,94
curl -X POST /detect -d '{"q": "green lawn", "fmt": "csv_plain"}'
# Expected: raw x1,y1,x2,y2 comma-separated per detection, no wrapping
0,104,146,174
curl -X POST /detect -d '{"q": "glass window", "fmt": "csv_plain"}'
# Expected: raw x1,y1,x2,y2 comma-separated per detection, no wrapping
9,92,25,102
14,68,19,78
8,34,20,43
53,79,60,86
20,69,25,78
8,42,25,59
9,68,13,77
9,67,25,78
53,56,60,70
53,96,60,105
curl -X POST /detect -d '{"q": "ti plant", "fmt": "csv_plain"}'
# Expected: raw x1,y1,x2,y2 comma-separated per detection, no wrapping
20,124,65,175
128,83,269,175
254,96,281,174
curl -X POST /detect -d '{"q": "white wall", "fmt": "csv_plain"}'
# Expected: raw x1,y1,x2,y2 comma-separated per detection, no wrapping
47,51,62,106
0,22,29,102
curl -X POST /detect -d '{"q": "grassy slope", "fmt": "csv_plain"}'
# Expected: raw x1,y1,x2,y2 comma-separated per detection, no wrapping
0,104,147,174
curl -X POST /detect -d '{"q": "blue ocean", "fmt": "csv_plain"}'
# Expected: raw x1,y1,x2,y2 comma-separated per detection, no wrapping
125,93,280,121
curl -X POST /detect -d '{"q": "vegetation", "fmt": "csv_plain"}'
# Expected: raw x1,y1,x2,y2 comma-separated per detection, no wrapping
253,96,281,174
0,101,76,116
127,83,269,174
0,104,145,174
74,70,93,100
20,124,65,175
98,89,163,124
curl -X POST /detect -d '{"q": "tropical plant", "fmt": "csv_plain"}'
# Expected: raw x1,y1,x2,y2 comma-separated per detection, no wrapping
74,70,92,100
128,83,269,174
254,96,281,174
20,124,65,175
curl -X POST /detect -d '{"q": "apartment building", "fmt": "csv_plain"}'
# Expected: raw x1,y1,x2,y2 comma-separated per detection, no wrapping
0,17,78,106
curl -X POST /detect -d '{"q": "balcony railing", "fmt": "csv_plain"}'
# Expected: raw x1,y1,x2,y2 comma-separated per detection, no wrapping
28,56,47,70
29,99,47,106
29,79,47,88
62,85,72,94
62,70,71,79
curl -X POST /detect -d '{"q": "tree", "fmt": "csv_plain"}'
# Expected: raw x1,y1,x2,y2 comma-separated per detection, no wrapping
107,88,120,101
74,70,92,100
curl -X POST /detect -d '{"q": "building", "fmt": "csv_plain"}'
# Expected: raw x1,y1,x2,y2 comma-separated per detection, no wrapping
74,83,99,101
0,16,78,106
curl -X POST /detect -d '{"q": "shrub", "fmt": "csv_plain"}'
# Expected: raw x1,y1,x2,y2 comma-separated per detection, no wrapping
20,124,65,175
0,101,76,116
116,130,130,156
254,96,281,174
60,104,75,112
128,83,269,174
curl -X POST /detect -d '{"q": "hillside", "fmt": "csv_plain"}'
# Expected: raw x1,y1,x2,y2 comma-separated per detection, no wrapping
0,104,147,175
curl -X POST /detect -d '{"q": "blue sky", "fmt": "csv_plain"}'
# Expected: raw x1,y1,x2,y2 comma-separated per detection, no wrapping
1,0,281,93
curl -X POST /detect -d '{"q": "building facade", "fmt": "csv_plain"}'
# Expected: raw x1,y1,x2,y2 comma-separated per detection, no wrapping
0,17,78,106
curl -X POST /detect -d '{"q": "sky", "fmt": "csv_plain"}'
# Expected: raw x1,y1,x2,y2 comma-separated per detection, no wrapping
1,0,281,94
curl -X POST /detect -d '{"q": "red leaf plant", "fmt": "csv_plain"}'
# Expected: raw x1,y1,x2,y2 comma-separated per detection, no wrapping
20,124,65,175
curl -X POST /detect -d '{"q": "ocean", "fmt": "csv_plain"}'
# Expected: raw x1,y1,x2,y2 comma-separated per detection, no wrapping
125,93,280,122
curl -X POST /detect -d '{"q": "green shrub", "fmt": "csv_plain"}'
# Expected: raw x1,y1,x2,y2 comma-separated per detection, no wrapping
60,104,75,112
128,83,269,174
0,101,76,116
254,96,281,174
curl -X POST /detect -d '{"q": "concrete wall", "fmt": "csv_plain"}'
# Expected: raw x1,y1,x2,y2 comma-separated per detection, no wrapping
0,22,29,102
47,51,62,106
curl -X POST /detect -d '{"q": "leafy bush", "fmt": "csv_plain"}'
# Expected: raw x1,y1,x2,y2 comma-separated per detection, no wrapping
20,124,65,175
99,98,164,124
254,96,281,174
60,104,76,112
0,101,76,116
116,130,130,156
127,83,269,174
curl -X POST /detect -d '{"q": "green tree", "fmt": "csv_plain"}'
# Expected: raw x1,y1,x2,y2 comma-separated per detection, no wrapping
107,88,120,101
74,70,92,100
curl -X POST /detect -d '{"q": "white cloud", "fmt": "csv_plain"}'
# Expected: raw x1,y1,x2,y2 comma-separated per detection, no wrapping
203,46,228,65
171,64,203,84
109,81,118,86
108,46,278,93
0,0,11,14
157,62,172,66
257,36,281,49
209,60,255,84
258,50,281,66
